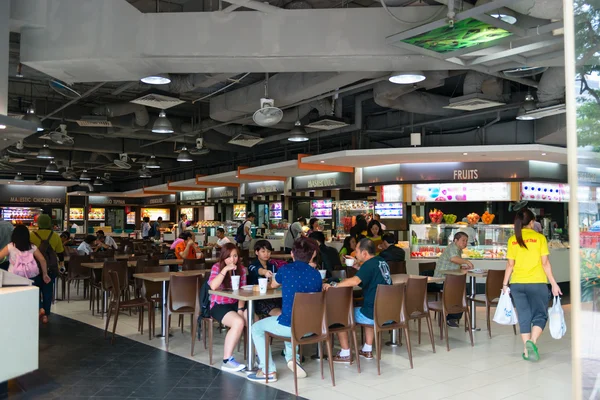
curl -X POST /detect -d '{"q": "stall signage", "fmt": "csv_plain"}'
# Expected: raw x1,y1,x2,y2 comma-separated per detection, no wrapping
89,196,134,206
142,194,176,205
0,185,66,205
207,187,238,199
180,191,206,201
246,181,284,195
293,173,351,191
412,182,511,202
361,161,566,186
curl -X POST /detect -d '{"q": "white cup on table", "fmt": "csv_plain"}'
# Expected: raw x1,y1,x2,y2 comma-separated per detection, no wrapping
319,270,327,280
231,275,240,290
345,258,355,267
258,278,268,294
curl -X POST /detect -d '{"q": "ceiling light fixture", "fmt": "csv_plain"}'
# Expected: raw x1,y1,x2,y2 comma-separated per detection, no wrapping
79,170,91,181
93,177,103,186
37,144,54,159
140,75,171,85
145,155,160,169
490,12,517,24
23,106,44,131
0,124,5,129
463,152,468,155
45,160,59,173
542,153,547,156
139,167,152,178
152,110,174,133
177,146,193,162
389,71,426,84
516,93,538,120
13,173,24,182
288,121,309,142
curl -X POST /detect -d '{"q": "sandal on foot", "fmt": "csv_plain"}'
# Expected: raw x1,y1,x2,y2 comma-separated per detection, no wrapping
522,353,530,361
526,340,539,361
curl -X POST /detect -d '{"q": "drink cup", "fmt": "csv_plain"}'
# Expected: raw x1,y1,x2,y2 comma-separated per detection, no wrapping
345,258,355,267
319,270,327,280
272,273,277,283
231,275,241,291
258,278,268,294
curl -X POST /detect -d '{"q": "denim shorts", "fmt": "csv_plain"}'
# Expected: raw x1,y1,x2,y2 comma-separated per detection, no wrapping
354,307,374,325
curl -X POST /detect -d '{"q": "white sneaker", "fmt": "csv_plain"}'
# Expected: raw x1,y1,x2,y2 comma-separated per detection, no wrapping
287,360,307,378
221,358,246,373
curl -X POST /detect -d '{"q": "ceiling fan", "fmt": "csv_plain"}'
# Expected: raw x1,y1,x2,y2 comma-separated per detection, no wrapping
113,153,132,170
46,124,74,145
252,73,283,127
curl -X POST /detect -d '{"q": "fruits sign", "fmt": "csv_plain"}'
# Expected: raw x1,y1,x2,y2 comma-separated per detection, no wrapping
412,183,510,202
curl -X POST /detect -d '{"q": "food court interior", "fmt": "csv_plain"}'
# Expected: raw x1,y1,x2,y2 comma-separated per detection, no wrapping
0,0,592,398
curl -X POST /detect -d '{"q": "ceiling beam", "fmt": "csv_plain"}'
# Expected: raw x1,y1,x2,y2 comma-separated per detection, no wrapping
467,38,564,66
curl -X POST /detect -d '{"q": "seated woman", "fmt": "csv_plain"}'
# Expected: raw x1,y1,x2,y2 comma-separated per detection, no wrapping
208,243,248,373
175,232,204,260
248,240,282,317
339,235,357,264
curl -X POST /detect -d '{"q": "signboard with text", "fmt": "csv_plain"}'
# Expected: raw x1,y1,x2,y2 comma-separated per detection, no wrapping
293,172,351,191
245,181,284,196
207,187,238,200
412,182,511,202
0,185,66,205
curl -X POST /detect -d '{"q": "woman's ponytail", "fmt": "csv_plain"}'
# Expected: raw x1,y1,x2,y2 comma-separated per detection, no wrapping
514,208,535,249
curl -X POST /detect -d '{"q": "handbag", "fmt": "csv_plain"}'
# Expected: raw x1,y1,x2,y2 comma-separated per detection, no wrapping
548,296,567,339
493,288,518,325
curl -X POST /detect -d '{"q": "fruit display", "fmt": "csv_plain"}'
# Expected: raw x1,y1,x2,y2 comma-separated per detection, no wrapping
443,214,457,224
3,207,42,221
466,212,480,225
411,214,424,224
481,211,495,224
428,209,444,224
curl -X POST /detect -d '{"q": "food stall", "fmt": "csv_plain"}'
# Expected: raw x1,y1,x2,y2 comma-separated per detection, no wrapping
139,194,176,239
0,185,66,230
87,196,140,234
206,187,239,222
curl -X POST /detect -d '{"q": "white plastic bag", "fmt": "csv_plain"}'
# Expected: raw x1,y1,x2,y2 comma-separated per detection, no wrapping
548,296,567,339
493,288,518,325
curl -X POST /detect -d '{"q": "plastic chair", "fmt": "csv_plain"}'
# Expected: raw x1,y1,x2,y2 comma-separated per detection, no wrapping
405,277,435,353
418,262,436,275
428,274,474,351
470,269,517,338
140,265,169,336
91,261,128,316
166,274,203,356
182,258,205,271
325,287,360,373
64,254,92,302
357,283,413,374
104,271,153,344
387,261,407,275
265,292,335,396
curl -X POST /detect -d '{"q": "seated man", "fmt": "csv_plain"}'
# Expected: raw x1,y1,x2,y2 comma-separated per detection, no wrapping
95,230,118,251
378,233,405,262
325,238,392,363
215,228,231,249
308,231,342,278
247,237,323,383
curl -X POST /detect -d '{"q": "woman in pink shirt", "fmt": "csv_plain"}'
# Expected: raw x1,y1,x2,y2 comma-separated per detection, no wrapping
208,243,248,373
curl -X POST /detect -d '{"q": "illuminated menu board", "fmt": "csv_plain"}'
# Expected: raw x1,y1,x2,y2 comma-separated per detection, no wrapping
69,208,84,220
88,208,105,221
234,204,247,220
311,199,332,218
141,208,171,221
412,182,511,202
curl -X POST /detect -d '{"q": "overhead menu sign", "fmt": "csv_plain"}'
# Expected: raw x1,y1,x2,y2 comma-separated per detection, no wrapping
207,187,238,199
180,191,206,201
0,185,66,205
293,172,351,191
412,182,511,202
89,196,137,206
142,194,176,205
246,181,284,196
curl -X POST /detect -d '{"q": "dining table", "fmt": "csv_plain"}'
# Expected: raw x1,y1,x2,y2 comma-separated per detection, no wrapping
80,258,185,269
440,269,488,331
133,270,208,337
269,253,293,260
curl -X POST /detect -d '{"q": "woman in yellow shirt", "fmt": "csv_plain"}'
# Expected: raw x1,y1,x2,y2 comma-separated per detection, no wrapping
366,220,384,255
502,208,562,361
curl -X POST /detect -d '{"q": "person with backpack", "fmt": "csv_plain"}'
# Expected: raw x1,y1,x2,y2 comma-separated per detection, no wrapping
150,217,162,240
283,217,306,254
0,225,50,320
30,214,64,323
235,213,255,251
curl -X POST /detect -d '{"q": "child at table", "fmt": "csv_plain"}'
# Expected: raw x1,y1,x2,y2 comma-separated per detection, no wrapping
208,242,248,373
247,240,282,318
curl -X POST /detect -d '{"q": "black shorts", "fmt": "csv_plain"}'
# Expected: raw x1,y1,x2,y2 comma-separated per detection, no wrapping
210,302,239,323
255,299,282,317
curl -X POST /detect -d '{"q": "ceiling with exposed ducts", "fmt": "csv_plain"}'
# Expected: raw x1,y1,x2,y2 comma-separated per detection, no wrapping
3,0,566,192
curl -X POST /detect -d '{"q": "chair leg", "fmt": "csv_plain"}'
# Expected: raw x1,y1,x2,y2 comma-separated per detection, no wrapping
439,312,444,340
418,319,421,344
376,330,382,376
464,309,474,347
486,304,492,339
208,319,213,365
426,315,436,353
351,329,361,373
292,343,299,397
404,327,413,369
140,307,145,335
318,341,324,380
67,280,71,303
191,313,198,357
149,306,153,340
180,314,184,333
166,314,171,352
444,318,450,352
104,305,112,339
513,323,517,336
111,306,120,345
325,338,335,387
203,319,208,350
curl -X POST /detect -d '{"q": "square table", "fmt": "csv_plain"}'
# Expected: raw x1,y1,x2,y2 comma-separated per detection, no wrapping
133,270,207,337
269,254,293,260
440,269,488,331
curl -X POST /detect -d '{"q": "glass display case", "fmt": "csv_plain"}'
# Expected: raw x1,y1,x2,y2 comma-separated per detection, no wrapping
335,201,374,236
409,223,514,260
2,207,42,223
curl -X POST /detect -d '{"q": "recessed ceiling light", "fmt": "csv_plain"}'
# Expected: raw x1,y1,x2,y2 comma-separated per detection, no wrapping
389,71,426,84
463,152,468,156
541,153,547,156
320,160,325,163
0,124,5,129
141,75,171,85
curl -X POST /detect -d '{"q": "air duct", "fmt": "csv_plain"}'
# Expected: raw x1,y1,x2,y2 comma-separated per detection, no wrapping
463,71,504,99
438,0,564,21
92,103,150,127
536,67,565,104
156,74,239,94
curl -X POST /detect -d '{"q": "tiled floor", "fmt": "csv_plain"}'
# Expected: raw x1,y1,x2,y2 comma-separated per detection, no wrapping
10,289,573,400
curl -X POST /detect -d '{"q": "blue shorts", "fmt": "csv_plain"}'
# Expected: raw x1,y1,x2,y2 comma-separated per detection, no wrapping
354,307,374,325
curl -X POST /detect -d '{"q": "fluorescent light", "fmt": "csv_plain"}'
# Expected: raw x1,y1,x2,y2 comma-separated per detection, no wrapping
37,144,54,159
141,75,171,85
463,152,468,155
0,124,5,129
177,147,193,162
152,110,174,133
389,71,426,84
542,153,547,156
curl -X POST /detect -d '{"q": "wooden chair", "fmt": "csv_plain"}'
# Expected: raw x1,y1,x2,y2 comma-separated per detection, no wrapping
166,274,203,356
64,255,92,302
470,269,517,338
387,261,407,275
91,261,128,316
265,292,334,396
140,265,169,337
405,277,435,353
325,287,360,373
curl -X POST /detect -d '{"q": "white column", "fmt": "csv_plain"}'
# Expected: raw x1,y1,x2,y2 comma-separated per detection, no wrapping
0,0,10,115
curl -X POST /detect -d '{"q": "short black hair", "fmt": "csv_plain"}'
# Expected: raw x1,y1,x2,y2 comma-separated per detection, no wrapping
181,232,193,240
180,213,187,219
247,212,256,219
84,235,97,244
12,225,32,252
356,238,376,256
157,217,163,221
309,218,319,228
217,228,225,234
60,231,71,239
143,217,150,223
297,217,307,224
292,237,319,263
382,233,396,245
308,231,325,244
96,230,105,236
454,232,469,241
254,239,273,253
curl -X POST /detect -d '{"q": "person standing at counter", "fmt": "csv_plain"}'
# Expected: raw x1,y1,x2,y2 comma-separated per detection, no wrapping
152,217,162,240
0,217,14,271
432,232,474,328
307,218,320,235
95,230,118,251
142,217,151,239
179,213,188,235
29,214,64,324
379,233,405,262
502,208,562,361
239,213,256,251
366,220,384,254
284,217,306,253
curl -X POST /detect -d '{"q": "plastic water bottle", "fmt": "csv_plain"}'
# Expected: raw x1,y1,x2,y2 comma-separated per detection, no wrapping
212,247,217,258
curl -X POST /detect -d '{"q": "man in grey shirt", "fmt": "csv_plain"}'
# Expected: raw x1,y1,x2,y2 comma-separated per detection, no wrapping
0,219,14,271
283,217,306,253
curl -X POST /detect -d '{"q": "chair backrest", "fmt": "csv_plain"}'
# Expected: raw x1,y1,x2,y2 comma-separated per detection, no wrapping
290,292,327,343
331,270,347,281
418,262,436,275
102,261,128,291
405,277,429,316
182,258,205,271
387,261,407,275
108,271,121,305
168,274,202,312
141,265,170,299
442,273,467,312
325,287,354,329
101,249,115,258
137,258,160,269
485,269,504,303
68,254,92,279
373,283,407,328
